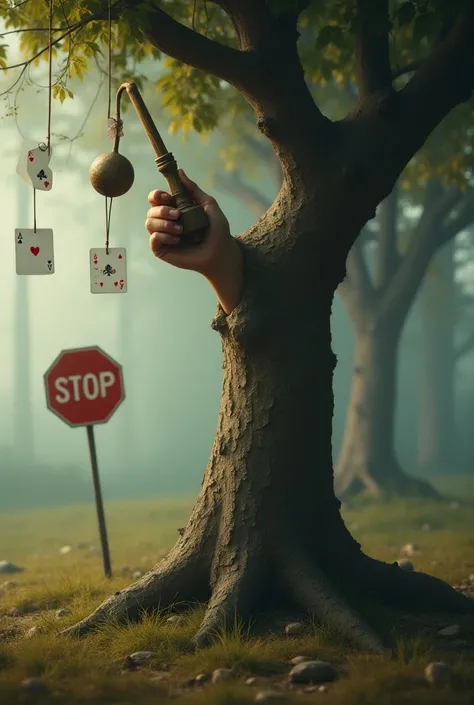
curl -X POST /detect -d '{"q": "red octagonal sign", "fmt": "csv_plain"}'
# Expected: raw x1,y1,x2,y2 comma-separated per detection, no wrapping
44,346,125,427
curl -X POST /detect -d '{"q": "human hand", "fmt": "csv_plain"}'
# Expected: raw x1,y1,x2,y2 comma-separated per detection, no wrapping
146,169,232,276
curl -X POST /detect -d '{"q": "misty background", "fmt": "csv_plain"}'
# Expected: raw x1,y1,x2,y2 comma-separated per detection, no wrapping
1,32,473,510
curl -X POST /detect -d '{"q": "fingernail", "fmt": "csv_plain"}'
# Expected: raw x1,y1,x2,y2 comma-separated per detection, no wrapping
173,223,182,233
169,209,179,218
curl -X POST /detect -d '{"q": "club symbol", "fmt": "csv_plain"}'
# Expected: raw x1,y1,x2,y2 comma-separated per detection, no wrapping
101,264,116,277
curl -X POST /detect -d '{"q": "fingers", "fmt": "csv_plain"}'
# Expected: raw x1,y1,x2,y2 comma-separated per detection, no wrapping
178,169,217,207
149,230,181,252
147,190,174,207
146,205,183,236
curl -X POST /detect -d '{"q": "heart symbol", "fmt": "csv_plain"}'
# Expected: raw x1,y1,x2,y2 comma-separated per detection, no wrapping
114,281,118,287
99,282,104,287
118,254,123,259
30,246,40,256
28,152,34,162
44,181,50,188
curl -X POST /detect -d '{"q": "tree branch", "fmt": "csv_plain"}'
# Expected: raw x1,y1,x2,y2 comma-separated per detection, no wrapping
217,170,271,216
437,193,474,248
354,0,393,100
375,182,463,327
393,2,474,165
141,5,259,92
391,60,423,81
374,183,400,289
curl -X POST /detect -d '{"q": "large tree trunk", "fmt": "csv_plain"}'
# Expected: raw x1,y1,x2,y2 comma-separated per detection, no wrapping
417,241,456,472
335,324,438,498
62,198,471,650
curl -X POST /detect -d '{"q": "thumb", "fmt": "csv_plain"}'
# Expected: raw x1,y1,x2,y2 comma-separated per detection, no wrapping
179,169,217,207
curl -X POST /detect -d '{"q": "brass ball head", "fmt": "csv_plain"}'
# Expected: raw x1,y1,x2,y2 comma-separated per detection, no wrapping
89,151,135,198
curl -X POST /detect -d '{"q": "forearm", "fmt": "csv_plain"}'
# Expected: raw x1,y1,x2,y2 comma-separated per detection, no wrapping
204,236,243,315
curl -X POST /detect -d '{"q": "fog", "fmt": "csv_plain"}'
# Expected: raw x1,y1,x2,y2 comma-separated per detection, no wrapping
1,34,473,510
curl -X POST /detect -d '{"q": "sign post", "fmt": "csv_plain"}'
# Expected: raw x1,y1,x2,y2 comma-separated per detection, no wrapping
44,346,125,578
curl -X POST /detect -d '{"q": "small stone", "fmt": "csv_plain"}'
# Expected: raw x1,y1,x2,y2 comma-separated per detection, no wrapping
9,607,21,617
285,622,304,636
22,677,49,693
255,691,288,702
0,560,24,574
132,570,142,578
1,581,17,590
288,661,338,685
166,615,185,625
55,608,71,618
59,545,72,555
290,655,311,666
400,543,418,556
129,650,154,665
438,624,460,637
246,677,258,685
422,523,431,531
211,668,235,683
25,626,39,638
397,559,414,571
424,662,452,686
194,673,211,685
319,685,328,692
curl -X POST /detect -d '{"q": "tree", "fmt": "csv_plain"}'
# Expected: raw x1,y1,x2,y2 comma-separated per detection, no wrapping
2,0,474,651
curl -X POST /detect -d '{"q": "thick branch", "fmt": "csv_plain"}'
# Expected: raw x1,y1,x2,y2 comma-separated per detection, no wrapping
394,3,474,164
217,171,271,216
354,0,392,100
375,183,463,327
437,193,474,248
391,61,423,81
374,183,400,289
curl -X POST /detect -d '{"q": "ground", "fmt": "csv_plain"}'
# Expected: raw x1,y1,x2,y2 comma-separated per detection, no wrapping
0,475,474,704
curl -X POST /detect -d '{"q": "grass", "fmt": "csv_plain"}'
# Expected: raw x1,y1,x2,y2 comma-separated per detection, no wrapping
0,477,473,704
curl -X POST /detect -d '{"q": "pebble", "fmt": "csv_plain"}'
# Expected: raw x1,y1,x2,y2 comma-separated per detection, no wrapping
255,691,288,702
211,668,235,683
288,661,338,684
59,545,72,555
246,677,258,685
132,570,142,578
424,662,452,686
194,673,211,685
438,624,460,637
397,559,414,571
22,677,49,693
0,560,24,574
285,622,304,636
400,543,418,556
9,608,21,617
129,650,154,665
290,655,311,666
56,608,71,618
166,615,185,625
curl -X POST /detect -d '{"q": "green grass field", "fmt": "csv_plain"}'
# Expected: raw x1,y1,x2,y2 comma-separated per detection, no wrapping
0,475,473,704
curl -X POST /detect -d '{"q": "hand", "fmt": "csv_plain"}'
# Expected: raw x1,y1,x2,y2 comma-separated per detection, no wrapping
146,169,233,277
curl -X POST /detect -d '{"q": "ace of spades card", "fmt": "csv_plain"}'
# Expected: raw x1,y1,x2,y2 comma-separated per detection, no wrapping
90,248,127,294
26,146,53,191
15,229,55,275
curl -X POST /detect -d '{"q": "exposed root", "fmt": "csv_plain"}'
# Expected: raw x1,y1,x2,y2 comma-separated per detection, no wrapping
362,556,474,614
281,545,387,654
60,541,210,639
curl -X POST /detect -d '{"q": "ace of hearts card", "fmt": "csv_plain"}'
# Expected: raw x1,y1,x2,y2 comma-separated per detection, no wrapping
15,229,55,275
90,248,127,294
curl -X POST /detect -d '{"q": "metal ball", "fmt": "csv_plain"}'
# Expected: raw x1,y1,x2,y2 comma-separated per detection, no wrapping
89,151,135,198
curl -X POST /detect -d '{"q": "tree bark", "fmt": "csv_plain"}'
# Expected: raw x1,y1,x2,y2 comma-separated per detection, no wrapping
417,241,456,472
335,323,437,498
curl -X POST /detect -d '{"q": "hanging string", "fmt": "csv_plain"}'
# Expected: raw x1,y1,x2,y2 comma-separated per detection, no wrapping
47,0,53,155
107,0,112,119
105,196,113,255
105,0,113,255
33,188,37,234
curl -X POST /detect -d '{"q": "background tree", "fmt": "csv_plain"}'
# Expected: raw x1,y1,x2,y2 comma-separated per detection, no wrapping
2,0,474,651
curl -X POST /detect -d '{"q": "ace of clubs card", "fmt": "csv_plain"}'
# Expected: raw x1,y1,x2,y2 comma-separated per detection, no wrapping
26,146,53,191
90,248,127,294
15,229,55,275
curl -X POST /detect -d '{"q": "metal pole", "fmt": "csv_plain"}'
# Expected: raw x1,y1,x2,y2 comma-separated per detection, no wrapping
86,424,112,578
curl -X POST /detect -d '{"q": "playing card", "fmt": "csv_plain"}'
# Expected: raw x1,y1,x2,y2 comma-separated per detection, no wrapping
15,229,55,275
90,248,127,294
16,139,38,186
26,146,53,191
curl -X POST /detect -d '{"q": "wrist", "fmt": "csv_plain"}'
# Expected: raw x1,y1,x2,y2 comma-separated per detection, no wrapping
204,235,243,315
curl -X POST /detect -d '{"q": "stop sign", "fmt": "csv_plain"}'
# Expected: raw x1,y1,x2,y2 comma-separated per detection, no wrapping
44,346,125,427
